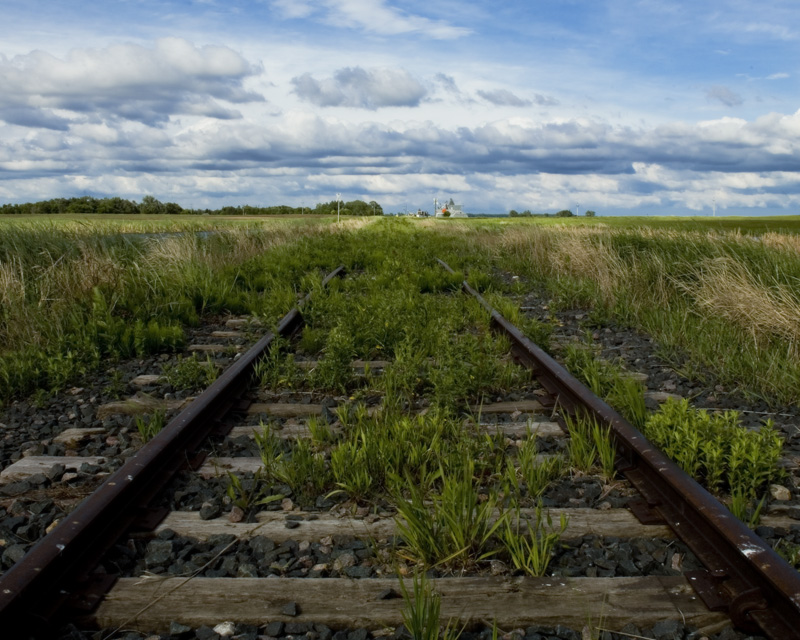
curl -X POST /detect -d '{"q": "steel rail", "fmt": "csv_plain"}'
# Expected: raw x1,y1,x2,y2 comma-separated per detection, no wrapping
437,258,800,639
0,266,345,636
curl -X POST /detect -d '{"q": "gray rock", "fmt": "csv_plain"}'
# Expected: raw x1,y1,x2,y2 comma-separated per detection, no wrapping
145,539,174,568
333,551,357,572
345,565,372,578
47,463,66,481
2,544,27,567
315,624,334,640
281,601,299,616
1,481,31,497
265,621,284,636
199,502,222,520
195,626,220,640
249,536,275,556
650,619,683,640
169,621,193,637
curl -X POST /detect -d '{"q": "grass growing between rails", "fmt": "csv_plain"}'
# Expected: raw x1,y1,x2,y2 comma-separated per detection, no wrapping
255,228,538,411
245,220,579,571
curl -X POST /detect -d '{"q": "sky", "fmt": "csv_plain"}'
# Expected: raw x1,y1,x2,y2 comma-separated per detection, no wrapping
1,1,799,215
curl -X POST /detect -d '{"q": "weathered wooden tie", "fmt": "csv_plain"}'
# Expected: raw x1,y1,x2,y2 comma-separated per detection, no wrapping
89,576,729,633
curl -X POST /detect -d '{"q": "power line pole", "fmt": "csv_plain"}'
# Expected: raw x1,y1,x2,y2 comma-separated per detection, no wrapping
336,193,341,223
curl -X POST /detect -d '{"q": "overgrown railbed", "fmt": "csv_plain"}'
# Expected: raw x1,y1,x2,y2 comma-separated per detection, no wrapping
1,217,798,639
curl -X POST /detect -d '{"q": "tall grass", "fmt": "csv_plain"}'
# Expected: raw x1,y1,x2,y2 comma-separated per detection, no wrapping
0,220,334,401
485,223,800,404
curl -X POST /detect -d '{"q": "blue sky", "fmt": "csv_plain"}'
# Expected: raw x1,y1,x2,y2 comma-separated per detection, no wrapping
1,0,799,215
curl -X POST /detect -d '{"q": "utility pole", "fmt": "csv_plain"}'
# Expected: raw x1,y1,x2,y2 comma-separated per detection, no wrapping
336,193,341,223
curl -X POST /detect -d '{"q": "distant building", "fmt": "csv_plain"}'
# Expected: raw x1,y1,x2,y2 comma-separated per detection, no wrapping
435,199,467,218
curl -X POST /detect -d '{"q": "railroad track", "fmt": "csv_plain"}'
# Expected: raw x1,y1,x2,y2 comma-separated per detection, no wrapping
1,261,799,640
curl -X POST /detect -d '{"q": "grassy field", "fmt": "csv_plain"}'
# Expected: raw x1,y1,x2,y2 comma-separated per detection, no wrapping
455,217,800,405
1,213,792,526
466,214,800,234
2,214,799,408
0,214,334,234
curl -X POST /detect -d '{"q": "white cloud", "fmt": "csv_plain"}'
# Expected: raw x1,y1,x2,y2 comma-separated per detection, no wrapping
292,67,427,109
270,0,470,39
0,38,263,127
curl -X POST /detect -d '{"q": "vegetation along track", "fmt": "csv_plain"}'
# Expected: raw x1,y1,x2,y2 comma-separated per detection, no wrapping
1,225,799,639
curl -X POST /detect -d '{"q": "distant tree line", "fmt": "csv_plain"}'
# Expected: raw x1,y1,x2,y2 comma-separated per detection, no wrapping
0,196,385,216
508,209,596,217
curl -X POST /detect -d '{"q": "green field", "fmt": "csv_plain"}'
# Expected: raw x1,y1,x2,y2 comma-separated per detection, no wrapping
1,214,798,408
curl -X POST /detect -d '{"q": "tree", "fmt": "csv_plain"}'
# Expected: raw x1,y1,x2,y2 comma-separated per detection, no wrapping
585,210,596,217
97,197,138,215
66,196,97,214
140,195,165,215
522,210,532,217
509,209,519,217
556,209,574,217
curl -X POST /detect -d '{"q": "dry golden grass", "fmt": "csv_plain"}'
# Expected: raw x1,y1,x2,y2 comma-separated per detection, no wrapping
493,225,628,306
688,257,800,354
0,258,24,307
760,231,800,254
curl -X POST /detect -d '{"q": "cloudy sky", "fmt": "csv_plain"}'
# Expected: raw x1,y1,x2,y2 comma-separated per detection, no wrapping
2,0,799,215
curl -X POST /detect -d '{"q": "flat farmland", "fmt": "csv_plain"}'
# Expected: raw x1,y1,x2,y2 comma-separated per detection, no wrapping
1,215,799,640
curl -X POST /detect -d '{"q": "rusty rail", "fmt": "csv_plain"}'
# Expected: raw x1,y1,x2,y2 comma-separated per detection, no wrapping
0,266,345,636
437,258,800,639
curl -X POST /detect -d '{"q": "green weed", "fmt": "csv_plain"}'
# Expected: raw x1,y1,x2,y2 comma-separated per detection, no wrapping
399,572,463,640
162,353,219,391
271,437,332,502
136,409,165,443
225,469,284,512
394,458,504,568
644,398,784,509
499,502,568,576
513,432,566,498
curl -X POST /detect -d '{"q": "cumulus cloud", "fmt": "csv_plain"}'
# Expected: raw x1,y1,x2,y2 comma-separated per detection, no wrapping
4,98,800,214
706,85,744,107
0,107,70,131
292,67,427,109
272,0,470,39
0,38,264,128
